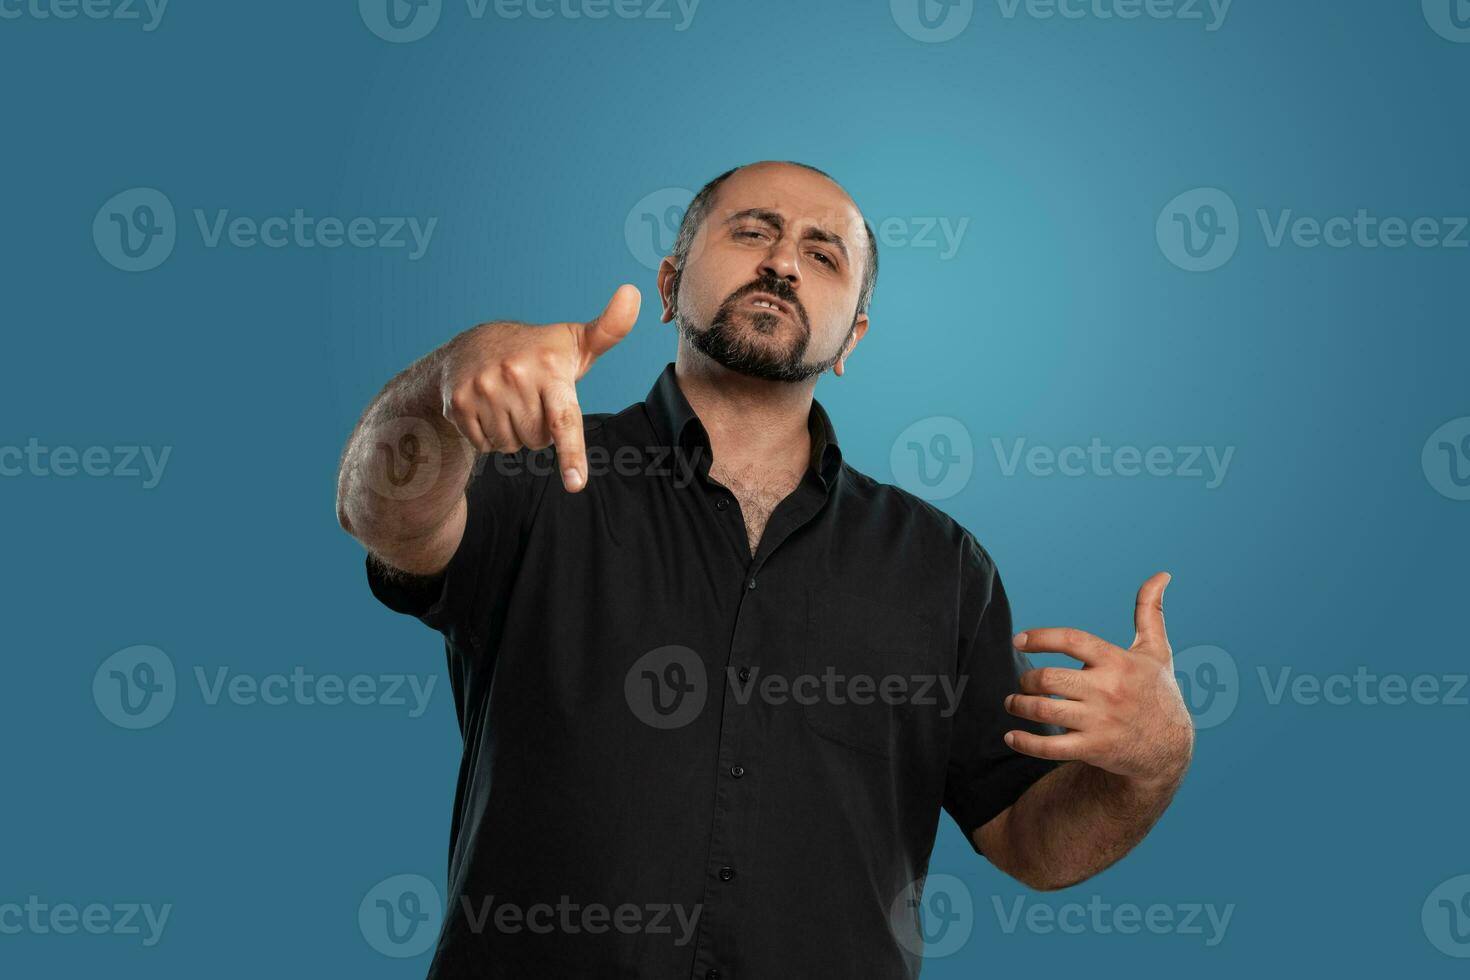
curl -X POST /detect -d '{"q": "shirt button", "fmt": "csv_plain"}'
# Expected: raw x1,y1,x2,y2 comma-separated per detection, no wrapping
730,765,745,778
746,577,757,590
715,497,729,511
706,971,721,980
737,667,751,682
719,866,735,881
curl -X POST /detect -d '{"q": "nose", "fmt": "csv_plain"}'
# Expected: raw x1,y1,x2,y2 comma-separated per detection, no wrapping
758,237,801,290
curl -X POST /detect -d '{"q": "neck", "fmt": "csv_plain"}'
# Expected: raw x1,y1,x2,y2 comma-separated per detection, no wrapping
673,347,814,479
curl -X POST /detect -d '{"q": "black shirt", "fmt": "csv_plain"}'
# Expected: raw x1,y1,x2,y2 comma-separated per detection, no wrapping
365,362,1061,979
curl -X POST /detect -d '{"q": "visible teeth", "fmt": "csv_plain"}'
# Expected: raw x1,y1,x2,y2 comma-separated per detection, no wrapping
753,300,778,309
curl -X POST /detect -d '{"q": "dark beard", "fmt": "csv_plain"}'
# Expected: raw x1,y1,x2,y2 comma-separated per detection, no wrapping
675,280,846,383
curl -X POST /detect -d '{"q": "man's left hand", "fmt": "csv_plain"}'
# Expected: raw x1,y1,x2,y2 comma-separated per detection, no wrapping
1003,572,1194,792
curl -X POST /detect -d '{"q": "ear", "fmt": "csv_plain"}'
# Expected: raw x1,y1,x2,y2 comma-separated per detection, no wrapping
657,257,680,323
834,313,870,377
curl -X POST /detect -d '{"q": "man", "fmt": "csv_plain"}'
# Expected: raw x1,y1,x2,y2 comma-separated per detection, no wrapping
335,160,1194,978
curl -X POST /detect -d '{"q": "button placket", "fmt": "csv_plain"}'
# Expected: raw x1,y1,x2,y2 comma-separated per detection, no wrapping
687,482,829,979
690,567,765,978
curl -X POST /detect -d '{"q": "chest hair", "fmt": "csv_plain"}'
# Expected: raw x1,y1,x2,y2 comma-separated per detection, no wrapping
709,460,806,557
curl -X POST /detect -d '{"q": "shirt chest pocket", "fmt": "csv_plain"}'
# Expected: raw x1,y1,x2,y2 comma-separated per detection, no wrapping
798,587,943,759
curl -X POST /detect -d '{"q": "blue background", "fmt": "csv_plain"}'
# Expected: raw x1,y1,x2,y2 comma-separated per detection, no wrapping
3,0,1468,975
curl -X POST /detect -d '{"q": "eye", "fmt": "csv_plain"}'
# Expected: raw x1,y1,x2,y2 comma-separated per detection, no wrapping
736,229,767,241
809,251,835,267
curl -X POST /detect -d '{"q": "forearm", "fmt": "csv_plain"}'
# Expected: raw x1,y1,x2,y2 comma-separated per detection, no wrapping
335,337,476,567
979,760,1186,891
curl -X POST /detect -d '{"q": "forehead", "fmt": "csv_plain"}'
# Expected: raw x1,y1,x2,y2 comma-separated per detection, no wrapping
707,165,865,240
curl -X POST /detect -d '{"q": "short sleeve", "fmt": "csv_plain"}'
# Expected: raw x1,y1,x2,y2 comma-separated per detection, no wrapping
364,447,551,647
941,537,1064,856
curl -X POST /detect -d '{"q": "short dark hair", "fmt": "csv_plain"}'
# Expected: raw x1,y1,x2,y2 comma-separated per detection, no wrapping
669,161,879,316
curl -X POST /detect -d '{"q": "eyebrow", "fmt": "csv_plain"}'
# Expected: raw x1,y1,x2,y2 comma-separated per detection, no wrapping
723,207,851,266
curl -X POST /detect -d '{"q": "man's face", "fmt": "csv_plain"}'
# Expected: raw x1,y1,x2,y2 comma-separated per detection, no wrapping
661,164,870,383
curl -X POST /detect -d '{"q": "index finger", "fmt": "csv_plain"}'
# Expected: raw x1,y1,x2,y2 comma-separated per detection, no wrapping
542,379,586,492
1012,627,1115,667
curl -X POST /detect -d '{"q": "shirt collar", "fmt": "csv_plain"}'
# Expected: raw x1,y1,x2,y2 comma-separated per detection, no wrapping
643,362,843,488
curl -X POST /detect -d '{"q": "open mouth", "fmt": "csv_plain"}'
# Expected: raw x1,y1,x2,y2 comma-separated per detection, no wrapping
744,293,792,318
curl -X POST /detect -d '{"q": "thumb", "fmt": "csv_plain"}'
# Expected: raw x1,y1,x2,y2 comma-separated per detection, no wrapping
579,283,642,368
1131,571,1172,651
